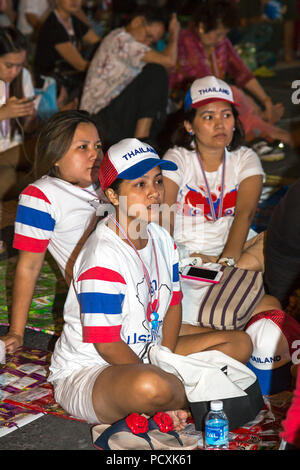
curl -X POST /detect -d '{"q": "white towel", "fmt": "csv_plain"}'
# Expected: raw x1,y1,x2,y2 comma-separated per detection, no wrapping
149,344,257,403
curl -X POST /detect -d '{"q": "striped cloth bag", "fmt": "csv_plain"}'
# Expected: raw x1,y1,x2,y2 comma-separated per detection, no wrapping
197,266,265,330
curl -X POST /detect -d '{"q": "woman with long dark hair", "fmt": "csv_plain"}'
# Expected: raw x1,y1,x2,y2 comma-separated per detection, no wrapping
0,26,37,200
163,75,265,271
161,75,283,337
0,26,37,257
0,110,107,353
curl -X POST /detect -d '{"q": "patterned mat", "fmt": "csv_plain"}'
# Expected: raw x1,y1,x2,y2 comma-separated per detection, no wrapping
0,255,67,336
0,346,293,449
0,346,84,437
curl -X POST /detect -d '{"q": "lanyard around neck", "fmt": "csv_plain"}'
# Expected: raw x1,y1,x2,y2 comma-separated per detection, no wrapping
195,149,226,222
0,83,10,138
79,185,100,199
108,214,160,314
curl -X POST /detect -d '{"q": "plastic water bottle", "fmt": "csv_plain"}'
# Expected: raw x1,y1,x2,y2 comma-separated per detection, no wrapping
205,400,229,450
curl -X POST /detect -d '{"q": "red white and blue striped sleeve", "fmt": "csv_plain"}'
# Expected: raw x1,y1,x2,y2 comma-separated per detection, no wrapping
13,185,55,253
76,266,127,344
170,243,183,306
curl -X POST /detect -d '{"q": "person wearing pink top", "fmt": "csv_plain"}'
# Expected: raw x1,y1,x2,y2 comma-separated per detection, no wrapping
169,0,292,147
280,367,300,450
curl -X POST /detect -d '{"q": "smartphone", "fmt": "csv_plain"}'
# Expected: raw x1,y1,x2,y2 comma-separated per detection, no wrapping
181,265,223,284
23,96,36,103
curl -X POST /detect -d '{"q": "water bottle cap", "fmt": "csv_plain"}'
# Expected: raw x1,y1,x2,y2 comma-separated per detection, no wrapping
210,400,223,411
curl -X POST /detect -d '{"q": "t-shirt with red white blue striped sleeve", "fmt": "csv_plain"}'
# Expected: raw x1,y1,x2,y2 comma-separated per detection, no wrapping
13,175,107,283
48,219,183,382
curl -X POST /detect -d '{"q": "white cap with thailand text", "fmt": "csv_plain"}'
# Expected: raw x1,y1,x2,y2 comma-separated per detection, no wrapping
98,138,177,191
184,75,238,111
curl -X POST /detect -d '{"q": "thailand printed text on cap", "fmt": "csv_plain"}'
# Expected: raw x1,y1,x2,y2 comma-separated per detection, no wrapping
98,138,177,191
245,310,300,395
184,75,238,112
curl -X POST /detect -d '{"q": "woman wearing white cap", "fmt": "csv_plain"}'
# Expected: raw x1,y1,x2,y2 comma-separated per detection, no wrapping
163,75,265,272
169,0,292,150
48,137,253,450
161,75,284,332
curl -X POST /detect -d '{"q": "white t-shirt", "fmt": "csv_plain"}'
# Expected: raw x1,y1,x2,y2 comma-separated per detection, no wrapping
13,175,109,283
162,145,265,256
17,0,49,35
0,68,36,152
48,220,183,383
80,28,150,114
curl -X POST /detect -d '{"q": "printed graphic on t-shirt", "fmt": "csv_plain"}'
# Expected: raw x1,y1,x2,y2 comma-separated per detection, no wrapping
183,184,238,220
79,258,181,357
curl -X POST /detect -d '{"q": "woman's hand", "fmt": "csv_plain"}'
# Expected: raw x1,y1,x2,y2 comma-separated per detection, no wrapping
1,332,23,354
168,12,180,39
189,252,218,263
0,96,35,120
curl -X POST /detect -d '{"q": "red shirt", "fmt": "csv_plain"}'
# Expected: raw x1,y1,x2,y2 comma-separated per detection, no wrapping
169,28,253,91
281,369,300,447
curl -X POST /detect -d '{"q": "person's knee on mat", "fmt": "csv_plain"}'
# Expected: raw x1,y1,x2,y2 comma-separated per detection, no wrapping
130,365,185,412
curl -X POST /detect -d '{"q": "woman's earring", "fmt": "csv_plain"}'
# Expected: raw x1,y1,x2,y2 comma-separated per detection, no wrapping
232,127,236,131
189,130,194,136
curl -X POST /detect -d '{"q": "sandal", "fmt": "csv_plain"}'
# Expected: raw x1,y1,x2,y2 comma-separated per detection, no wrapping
147,412,198,450
251,139,285,162
92,412,198,450
92,413,154,450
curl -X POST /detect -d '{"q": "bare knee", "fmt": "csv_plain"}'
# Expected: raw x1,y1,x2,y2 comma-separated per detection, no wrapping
234,330,253,363
217,330,253,364
132,366,175,408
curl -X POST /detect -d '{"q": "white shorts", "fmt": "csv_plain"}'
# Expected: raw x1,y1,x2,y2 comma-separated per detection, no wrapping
52,365,108,423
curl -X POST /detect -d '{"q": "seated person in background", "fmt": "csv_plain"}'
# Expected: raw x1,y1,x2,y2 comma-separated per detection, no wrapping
34,0,100,104
17,0,52,42
80,5,180,150
264,178,300,310
0,110,108,353
162,76,265,272
169,0,292,147
0,26,37,202
0,0,16,26
280,366,300,450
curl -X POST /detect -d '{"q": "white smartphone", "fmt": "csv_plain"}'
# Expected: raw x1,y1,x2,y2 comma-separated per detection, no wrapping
181,265,223,284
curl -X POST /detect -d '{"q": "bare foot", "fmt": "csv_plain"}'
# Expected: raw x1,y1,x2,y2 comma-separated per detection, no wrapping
166,409,189,431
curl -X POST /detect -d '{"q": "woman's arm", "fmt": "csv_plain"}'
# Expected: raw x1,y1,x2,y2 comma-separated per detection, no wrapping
0,97,35,120
142,13,180,69
55,42,89,72
83,28,101,45
94,341,142,365
218,174,263,263
161,302,182,352
1,250,46,352
244,77,276,123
